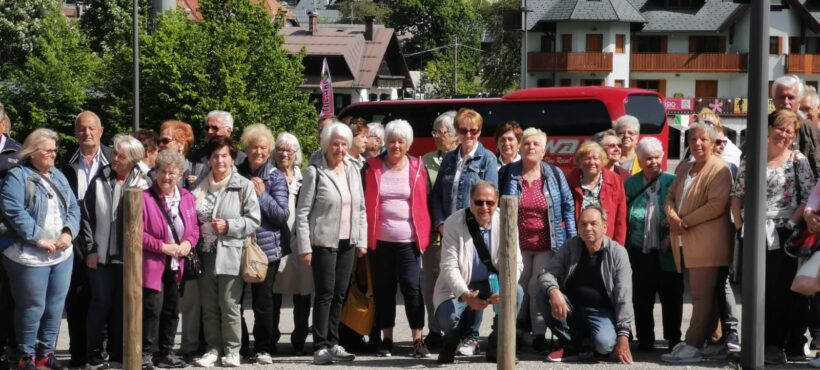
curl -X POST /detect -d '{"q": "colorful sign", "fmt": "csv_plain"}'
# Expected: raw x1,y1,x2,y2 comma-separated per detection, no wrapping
320,58,334,117
664,98,695,111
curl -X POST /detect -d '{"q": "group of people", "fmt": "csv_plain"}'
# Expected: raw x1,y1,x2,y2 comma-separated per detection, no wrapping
2,73,820,369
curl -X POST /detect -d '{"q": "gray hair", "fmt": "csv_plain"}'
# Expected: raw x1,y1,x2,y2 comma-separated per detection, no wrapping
520,127,547,148
688,122,717,142
772,75,805,101
74,111,102,129
470,180,499,199
367,122,384,143
580,204,608,223
613,115,640,134
113,134,145,165
207,110,234,129
155,148,186,172
19,128,59,163
433,111,457,136
636,137,664,160
592,129,619,145
384,119,414,147
273,132,303,168
804,85,820,107
321,122,353,151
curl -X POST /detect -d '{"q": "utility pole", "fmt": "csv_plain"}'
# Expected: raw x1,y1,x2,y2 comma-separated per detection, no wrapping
133,0,139,131
453,36,458,96
520,0,528,89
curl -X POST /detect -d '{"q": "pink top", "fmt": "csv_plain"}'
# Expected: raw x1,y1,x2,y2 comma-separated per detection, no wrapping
377,162,415,242
334,170,352,240
807,181,820,212
518,176,551,251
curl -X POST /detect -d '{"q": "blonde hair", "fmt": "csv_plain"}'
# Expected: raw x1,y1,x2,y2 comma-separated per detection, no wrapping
573,140,609,168
520,127,547,148
240,124,275,154
697,107,725,134
455,108,484,131
18,128,59,163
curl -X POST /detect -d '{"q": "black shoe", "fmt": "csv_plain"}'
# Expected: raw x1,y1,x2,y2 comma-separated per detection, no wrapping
376,338,393,357
141,354,154,370
85,350,108,370
532,336,550,353
155,353,185,369
637,341,655,352
437,340,458,364
424,332,443,350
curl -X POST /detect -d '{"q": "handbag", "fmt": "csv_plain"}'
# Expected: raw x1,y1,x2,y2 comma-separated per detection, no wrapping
149,188,202,281
792,250,820,295
341,257,375,336
784,155,819,257
239,187,268,283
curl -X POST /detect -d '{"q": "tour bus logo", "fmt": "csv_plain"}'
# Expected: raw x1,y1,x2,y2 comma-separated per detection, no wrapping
545,138,580,155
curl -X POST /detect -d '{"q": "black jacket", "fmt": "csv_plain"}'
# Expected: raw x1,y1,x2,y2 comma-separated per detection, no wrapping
60,145,114,200
0,135,21,178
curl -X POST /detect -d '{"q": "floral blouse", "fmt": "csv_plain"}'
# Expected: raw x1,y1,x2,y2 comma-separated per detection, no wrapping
731,151,815,227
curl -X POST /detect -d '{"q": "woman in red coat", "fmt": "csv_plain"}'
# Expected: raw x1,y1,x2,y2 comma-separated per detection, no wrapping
567,141,627,246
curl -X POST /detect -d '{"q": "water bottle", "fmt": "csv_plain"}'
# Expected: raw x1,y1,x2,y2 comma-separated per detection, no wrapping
488,273,500,314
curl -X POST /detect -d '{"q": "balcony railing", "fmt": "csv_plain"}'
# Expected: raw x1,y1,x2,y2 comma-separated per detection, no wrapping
527,52,613,72
786,54,820,74
631,53,747,73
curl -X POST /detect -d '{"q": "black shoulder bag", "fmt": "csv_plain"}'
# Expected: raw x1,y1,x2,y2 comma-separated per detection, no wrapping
149,188,202,280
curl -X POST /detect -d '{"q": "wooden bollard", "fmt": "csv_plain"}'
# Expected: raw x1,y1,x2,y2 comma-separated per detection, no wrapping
123,188,143,370
497,196,518,370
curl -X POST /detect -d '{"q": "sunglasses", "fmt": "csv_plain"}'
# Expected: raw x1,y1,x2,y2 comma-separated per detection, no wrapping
159,137,173,145
715,139,728,145
458,127,480,136
473,199,496,207
206,125,221,132
700,120,716,127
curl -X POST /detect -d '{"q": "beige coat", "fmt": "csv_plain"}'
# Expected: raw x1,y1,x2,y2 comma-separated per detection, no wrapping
665,156,733,271
433,208,523,308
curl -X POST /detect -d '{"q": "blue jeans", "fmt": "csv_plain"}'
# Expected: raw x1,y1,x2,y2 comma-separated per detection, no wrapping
435,280,523,345
3,255,73,357
540,290,617,355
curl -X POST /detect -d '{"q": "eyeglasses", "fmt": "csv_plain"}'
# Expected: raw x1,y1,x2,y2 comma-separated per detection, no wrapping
431,129,450,138
458,127,480,136
159,137,173,145
602,143,620,149
473,199,496,207
206,125,221,132
774,126,796,138
715,138,728,145
276,148,294,155
157,169,181,178
617,130,638,137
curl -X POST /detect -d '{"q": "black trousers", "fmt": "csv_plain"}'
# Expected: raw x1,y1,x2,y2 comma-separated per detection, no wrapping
311,241,355,350
272,293,312,351
0,260,16,360
370,241,425,330
249,261,280,355
143,266,181,355
65,249,89,365
765,235,810,352
86,264,123,362
629,248,684,346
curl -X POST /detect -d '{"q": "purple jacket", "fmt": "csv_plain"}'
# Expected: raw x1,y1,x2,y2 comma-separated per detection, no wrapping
142,184,200,291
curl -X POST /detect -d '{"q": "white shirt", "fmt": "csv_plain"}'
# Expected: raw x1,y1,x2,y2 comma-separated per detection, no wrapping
450,144,479,214
0,134,7,153
77,149,103,201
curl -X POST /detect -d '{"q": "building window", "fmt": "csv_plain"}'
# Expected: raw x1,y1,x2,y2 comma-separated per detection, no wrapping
689,36,723,53
770,36,783,55
537,79,553,87
634,36,667,53
581,79,604,86
634,80,661,92
614,80,625,88
666,0,704,9
560,78,572,87
615,34,625,53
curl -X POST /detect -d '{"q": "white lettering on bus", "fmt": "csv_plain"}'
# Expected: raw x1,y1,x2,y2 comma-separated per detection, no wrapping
545,139,580,155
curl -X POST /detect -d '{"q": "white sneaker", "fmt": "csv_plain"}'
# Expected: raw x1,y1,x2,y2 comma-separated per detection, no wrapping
194,351,218,368
328,345,355,361
255,352,273,365
313,349,333,365
661,342,703,363
220,353,240,368
809,355,820,368
702,343,729,360
457,338,479,356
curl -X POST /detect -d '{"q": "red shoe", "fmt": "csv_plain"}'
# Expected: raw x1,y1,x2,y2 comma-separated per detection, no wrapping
34,354,64,370
546,347,578,362
17,356,35,370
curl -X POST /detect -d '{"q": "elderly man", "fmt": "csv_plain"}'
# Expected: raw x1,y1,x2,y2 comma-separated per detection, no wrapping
366,122,385,158
0,104,21,176
540,205,633,364
186,110,246,184
433,181,523,364
60,111,114,367
770,76,820,179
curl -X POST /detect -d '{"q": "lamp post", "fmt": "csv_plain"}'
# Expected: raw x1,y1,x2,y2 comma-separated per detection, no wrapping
132,0,140,131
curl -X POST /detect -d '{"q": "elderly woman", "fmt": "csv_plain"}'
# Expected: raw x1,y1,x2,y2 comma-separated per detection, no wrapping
498,127,576,351
567,141,627,246
159,120,199,189
730,110,815,364
141,149,200,369
660,122,734,363
698,108,742,169
236,124,289,364
348,118,369,170
430,108,498,355
613,115,642,175
593,129,630,180
191,137,261,368
0,128,80,370
270,132,312,355
363,119,431,358
80,135,150,368
294,123,367,365
495,121,522,167
624,137,683,352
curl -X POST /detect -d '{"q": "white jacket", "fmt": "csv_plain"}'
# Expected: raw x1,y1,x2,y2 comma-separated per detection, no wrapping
433,208,524,308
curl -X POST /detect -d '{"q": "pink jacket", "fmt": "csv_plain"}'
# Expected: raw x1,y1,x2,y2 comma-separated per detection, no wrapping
364,155,431,252
142,184,200,291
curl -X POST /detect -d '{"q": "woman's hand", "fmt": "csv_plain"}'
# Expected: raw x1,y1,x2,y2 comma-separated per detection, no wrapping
733,216,743,232
177,241,192,257
86,253,99,269
55,232,72,251
299,253,312,266
162,243,180,257
211,218,228,235
36,238,57,255
668,217,686,234
355,247,367,258
251,177,265,197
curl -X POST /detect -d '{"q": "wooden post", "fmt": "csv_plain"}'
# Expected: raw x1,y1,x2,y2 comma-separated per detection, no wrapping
123,188,143,370
497,196,518,370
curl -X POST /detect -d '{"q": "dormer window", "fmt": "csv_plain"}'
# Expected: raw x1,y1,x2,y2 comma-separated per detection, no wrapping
666,0,705,9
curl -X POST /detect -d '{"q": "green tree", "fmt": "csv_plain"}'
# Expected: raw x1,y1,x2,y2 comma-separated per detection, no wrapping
0,0,56,70
338,0,391,24
79,0,151,54
481,0,520,94
0,2,102,148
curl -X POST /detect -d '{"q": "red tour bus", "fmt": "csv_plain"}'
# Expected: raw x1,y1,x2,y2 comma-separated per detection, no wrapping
338,86,668,171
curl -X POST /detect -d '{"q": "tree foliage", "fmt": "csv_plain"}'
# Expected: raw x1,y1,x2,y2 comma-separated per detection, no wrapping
0,0,55,70
481,0,520,95
338,0,391,24
79,0,151,54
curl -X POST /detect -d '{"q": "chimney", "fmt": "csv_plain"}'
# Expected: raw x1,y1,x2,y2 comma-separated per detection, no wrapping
364,16,375,41
309,11,319,35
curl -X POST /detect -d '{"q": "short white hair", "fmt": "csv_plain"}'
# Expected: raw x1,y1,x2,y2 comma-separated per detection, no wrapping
772,75,805,100
433,111,457,135
321,122,353,151
520,127,547,148
689,122,717,142
384,119,414,147
636,137,664,160
367,122,384,142
207,110,234,129
804,85,820,107
273,132,303,168
113,134,145,165
613,115,640,134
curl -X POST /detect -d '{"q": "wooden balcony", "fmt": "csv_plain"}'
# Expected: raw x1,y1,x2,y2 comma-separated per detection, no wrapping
631,53,747,73
786,54,820,74
527,52,613,73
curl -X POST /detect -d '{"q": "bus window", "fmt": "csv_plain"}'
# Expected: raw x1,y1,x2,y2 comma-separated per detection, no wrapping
625,95,666,134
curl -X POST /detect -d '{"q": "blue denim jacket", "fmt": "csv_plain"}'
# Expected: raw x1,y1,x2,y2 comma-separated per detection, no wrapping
0,165,81,248
499,161,577,251
431,142,498,227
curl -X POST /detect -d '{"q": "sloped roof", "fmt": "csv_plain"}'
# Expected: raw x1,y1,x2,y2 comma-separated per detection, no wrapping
527,0,644,29
627,0,747,32
177,0,295,22
787,0,820,33
281,24,412,89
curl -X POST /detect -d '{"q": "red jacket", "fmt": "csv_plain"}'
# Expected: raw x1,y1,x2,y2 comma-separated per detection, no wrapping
567,167,627,246
364,155,431,252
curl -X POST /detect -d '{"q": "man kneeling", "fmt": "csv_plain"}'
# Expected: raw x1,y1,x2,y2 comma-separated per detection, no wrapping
433,181,523,364
538,205,634,364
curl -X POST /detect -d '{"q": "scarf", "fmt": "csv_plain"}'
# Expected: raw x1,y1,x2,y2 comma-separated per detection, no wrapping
192,169,232,203
642,180,661,254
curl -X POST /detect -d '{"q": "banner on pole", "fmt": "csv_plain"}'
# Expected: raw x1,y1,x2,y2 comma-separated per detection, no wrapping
320,58,334,116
